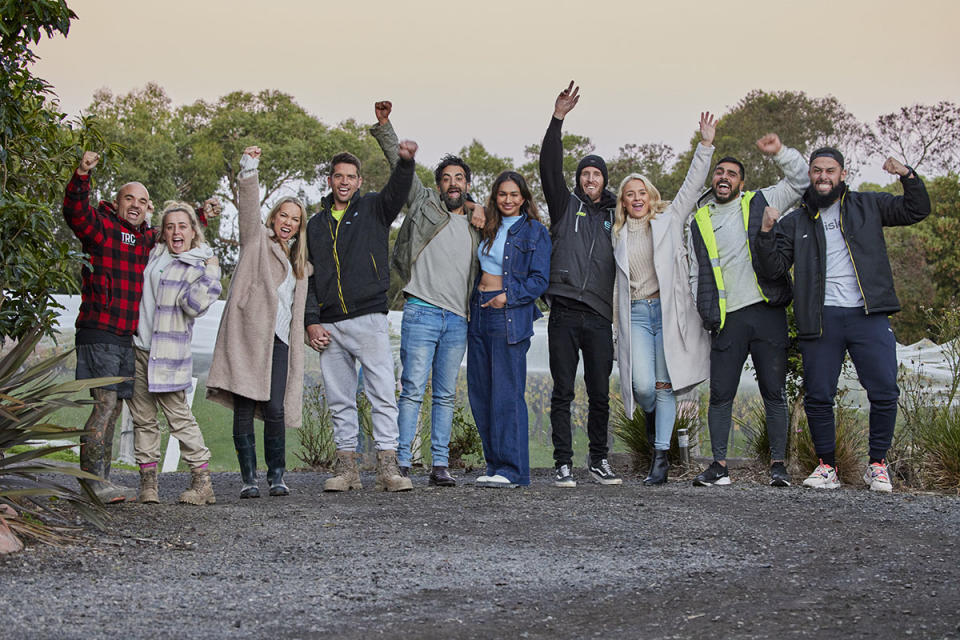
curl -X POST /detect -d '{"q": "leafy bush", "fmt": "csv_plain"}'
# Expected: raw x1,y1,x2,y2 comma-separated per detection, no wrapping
448,406,482,469
295,386,336,470
1,327,111,544
613,398,702,472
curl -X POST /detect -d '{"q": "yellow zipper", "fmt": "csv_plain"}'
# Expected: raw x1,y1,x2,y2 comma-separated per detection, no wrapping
835,192,868,313
329,216,348,314
370,253,378,276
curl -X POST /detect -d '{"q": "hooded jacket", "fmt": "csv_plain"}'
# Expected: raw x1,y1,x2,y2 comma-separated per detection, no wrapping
539,116,616,321
755,172,930,339
304,157,414,325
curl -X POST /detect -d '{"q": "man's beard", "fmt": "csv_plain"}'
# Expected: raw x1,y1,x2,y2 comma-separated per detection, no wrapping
441,190,465,210
712,183,738,204
807,181,846,209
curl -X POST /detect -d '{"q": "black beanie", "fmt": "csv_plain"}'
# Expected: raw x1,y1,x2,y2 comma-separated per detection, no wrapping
809,147,845,168
576,155,608,189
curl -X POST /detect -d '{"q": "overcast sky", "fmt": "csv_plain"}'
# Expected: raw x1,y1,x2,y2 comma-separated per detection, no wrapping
33,0,960,185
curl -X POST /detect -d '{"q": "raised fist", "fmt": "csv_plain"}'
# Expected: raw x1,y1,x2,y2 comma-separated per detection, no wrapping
756,133,783,156
375,101,392,125
553,81,580,120
243,146,261,159
761,206,781,232
882,157,910,177
397,139,418,161
201,198,222,218
78,151,99,175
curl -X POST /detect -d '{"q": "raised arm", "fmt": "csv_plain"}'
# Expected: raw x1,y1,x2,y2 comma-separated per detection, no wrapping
874,157,931,226
758,135,810,212
63,151,105,243
236,146,263,244
667,112,717,217
539,81,578,221
755,206,796,280
369,100,427,209
374,139,417,226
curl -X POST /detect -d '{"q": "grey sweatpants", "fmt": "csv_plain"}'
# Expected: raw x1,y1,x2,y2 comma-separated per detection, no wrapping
319,313,399,451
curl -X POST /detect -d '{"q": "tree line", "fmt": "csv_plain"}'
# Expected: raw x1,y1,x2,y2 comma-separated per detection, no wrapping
2,1,957,344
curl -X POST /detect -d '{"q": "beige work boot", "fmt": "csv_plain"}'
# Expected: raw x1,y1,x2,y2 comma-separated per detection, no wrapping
178,466,216,505
324,450,362,492
375,450,413,492
138,465,160,504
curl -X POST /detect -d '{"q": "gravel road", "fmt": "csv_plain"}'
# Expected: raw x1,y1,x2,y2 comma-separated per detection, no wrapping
2,467,959,639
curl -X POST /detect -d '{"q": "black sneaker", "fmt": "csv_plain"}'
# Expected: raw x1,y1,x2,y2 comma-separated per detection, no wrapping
553,464,576,488
693,461,731,486
588,458,622,485
770,461,791,487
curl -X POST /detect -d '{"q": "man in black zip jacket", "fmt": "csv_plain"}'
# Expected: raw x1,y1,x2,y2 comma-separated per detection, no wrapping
305,143,417,493
756,148,930,493
540,81,621,487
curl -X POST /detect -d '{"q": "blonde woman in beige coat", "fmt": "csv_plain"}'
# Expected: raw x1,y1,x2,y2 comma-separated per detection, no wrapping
612,113,715,486
206,146,312,498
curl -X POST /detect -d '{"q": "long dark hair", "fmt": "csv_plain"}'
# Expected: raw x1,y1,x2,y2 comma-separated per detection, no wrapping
480,171,538,254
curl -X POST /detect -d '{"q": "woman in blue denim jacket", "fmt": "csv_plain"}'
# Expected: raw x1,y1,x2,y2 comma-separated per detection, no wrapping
468,171,551,488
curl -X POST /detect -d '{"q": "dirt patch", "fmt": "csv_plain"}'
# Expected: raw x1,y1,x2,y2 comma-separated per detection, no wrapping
2,467,959,639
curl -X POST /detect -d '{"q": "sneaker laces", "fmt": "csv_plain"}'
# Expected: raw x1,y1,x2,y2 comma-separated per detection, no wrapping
557,464,571,478
813,460,834,478
870,461,889,482
598,459,615,475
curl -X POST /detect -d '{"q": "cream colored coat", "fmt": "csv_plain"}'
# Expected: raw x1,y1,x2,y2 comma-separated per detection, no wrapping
205,171,311,427
614,143,713,418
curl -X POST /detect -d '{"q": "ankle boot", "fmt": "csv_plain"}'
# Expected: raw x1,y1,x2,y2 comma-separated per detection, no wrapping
324,450,362,492
179,465,216,505
233,434,260,498
138,465,160,504
644,410,656,466
264,435,289,496
375,450,413,492
644,449,671,486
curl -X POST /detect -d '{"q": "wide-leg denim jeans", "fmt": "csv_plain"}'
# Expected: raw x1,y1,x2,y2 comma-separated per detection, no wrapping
396,302,468,467
467,289,531,485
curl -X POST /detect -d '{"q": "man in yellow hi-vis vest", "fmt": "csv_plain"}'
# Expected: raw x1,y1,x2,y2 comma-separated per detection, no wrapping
686,134,808,487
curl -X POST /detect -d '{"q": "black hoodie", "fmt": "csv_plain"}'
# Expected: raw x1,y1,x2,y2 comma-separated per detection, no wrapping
539,116,617,321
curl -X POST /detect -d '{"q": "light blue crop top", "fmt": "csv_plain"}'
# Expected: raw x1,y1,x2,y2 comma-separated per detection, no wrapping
478,215,522,274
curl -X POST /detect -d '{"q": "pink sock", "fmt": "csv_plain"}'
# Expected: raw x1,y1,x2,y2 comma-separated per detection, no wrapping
140,462,158,471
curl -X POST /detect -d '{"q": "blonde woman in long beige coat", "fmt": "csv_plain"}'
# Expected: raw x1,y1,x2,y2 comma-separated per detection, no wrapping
612,113,715,486
206,146,312,498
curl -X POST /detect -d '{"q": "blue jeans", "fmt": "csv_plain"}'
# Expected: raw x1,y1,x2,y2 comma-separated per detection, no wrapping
630,299,675,450
467,289,531,485
396,302,468,467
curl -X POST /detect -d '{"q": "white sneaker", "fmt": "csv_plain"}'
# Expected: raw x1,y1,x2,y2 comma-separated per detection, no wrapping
478,474,517,488
475,475,490,484
863,461,893,493
802,460,840,489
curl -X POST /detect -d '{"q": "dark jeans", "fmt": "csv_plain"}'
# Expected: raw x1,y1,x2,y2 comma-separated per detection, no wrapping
548,304,613,467
233,336,289,440
467,289,531,485
708,303,788,461
800,306,899,461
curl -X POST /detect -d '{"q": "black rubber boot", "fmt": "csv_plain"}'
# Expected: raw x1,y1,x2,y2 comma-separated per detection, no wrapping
644,449,671,486
265,435,289,497
234,434,260,498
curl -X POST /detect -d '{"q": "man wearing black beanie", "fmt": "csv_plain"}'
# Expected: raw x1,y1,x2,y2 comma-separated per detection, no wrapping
756,149,930,493
540,81,621,487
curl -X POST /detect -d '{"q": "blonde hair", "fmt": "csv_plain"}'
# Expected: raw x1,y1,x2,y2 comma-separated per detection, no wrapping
160,201,206,250
613,174,669,233
265,197,309,279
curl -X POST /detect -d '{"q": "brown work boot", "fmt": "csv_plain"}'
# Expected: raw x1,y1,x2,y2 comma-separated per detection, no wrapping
375,450,413,492
324,450,362,492
138,465,160,504
178,466,216,505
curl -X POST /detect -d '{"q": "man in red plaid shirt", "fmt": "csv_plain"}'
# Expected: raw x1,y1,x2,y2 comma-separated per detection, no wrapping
63,151,220,502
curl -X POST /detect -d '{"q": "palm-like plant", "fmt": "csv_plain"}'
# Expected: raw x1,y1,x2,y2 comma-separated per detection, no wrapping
1,327,115,545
